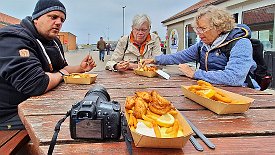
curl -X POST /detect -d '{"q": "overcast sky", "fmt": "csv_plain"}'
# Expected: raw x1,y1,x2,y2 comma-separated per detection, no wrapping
1,0,200,44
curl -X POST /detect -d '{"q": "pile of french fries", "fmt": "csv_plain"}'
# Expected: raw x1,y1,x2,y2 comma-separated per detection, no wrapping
188,80,234,103
137,65,157,72
137,60,157,72
67,73,90,78
125,91,184,138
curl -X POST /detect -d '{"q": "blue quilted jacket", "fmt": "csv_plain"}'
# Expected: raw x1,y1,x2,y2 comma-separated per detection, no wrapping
155,24,260,89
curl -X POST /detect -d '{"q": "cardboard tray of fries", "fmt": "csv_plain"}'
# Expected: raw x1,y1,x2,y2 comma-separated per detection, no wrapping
181,86,255,114
134,69,158,78
125,108,193,148
63,73,98,84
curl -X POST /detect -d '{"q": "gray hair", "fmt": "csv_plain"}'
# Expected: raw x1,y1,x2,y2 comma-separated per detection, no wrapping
132,14,151,28
192,5,236,33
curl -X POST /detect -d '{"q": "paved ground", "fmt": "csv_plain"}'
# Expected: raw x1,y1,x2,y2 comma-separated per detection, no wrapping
65,49,111,71
65,49,275,94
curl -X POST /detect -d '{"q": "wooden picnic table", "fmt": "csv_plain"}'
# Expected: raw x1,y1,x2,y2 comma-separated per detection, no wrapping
18,68,275,154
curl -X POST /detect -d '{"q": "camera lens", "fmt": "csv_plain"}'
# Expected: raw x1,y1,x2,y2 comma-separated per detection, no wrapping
85,85,111,101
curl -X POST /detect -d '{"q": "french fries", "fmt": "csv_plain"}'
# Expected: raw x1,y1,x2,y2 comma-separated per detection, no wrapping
142,114,154,123
138,119,153,128
188,80,234,103
168,109,178,116
68,73,90,78
125,91,184,138
152,122,161,138
137,60,158,72
165,126,173,134
170,119,179,137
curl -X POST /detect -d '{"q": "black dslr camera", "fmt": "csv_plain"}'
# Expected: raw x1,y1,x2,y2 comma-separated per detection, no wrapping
70,85,122,140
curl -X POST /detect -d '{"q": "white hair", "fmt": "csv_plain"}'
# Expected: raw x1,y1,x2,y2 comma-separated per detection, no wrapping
132,14,151,28
192,5,236,33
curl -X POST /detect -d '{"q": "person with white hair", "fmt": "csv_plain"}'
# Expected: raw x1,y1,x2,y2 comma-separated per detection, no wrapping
142,5,260,89
105,14,162,71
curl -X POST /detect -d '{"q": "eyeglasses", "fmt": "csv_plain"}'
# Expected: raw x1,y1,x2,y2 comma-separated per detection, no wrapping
133,28,149,33
193,27,212,34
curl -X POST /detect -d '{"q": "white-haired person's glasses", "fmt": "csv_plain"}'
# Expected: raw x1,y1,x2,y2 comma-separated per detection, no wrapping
193,27,212,34
133,28,149,33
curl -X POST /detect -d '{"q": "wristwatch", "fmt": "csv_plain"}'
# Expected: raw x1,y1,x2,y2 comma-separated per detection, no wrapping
58,70,65,76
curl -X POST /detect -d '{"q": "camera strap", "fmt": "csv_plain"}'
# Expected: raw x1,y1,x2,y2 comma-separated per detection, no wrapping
48,110,71,155
121,113,133,155
48,111,132,155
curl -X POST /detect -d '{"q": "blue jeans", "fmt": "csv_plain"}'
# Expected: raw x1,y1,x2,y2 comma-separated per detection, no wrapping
99,50,105,61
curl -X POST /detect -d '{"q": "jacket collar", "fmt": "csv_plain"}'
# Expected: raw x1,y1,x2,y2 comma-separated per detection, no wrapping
202,24,251,51
130,32,151,55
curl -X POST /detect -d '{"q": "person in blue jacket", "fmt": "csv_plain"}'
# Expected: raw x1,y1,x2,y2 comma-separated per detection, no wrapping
0,0,96,130
143,5,260,90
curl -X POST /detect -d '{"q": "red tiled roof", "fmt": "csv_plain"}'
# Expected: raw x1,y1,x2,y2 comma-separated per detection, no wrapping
243,5,274,25
0,12,20,28
162,0,228,23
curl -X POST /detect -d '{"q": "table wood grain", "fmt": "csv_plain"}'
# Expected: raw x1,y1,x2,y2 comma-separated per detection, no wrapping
18,70,275,154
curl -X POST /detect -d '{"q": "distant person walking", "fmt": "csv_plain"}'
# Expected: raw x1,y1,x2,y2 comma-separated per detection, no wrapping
106,43,111,55
97,37,106,61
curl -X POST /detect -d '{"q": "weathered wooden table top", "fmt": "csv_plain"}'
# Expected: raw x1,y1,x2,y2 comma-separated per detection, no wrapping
18,70,275,154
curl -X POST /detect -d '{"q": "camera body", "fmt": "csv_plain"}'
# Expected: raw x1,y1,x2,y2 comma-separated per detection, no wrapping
70,85,121,140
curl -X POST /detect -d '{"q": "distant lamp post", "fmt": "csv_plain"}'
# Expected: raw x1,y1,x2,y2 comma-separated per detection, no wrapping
107,26,110,41
122,6,126,36
87,33,90,45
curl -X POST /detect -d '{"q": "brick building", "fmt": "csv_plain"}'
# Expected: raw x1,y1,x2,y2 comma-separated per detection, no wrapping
0,12,20,28
57,32,77,51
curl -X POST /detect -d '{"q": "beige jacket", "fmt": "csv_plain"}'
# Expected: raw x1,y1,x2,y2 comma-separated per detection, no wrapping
105,33,162,70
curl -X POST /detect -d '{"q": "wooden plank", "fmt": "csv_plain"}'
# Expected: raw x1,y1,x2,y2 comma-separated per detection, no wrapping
28,85,268,101
182,109,275,137
53,70,269,95
25,87,184,101
0,130,20,147
39,136,275,154
0,130,30,154
19,108,275,147
54,76,195,91
18,96,204,116
19,88,275,116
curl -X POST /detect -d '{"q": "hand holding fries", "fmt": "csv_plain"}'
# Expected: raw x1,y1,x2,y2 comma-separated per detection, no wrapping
140,58,155,65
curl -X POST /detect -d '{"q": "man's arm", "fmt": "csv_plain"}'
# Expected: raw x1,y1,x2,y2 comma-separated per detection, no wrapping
44,69,68,92
45,54,96,92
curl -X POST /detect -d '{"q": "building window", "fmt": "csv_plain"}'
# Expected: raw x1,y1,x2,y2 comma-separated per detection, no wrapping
242,4,275,51
185,24,197,48
233,13,238,23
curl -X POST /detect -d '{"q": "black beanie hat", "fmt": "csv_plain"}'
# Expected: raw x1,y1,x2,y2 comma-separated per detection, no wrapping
32,0,66,20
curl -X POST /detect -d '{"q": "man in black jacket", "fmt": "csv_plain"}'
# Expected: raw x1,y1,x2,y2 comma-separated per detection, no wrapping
0,0,96,130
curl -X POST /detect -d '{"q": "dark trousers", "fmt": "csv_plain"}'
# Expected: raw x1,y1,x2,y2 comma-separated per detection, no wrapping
0,114,25,130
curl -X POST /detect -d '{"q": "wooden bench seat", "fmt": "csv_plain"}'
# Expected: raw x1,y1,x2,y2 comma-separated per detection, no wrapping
0,130,30,155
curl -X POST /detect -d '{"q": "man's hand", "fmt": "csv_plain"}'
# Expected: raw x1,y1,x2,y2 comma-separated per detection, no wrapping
80,54,96,72
178,64,195,78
